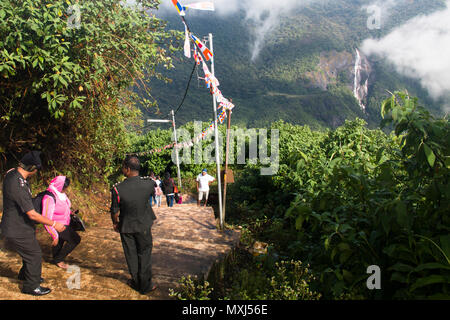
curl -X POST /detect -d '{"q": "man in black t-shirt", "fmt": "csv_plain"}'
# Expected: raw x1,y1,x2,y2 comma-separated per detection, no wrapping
1,151,65,296
110,155,157,294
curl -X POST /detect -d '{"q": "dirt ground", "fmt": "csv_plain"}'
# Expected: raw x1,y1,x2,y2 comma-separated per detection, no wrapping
0,191,240,300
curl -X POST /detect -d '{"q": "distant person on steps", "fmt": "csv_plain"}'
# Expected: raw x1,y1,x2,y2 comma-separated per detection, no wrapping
161,172,176,208
148,171,157,207
154,175,163,208
196,169,215,207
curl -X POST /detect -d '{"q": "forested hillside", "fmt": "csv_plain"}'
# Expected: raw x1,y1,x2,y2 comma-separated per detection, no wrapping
145,0,446,129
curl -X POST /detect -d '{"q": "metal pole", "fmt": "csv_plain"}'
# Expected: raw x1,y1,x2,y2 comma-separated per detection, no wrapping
209,33,224,230
222,108,232,224
171,110,182,189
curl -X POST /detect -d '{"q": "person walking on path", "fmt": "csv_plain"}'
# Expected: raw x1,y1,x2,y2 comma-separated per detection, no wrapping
110,156,158,294
161,172,176,208
42,176,81,269
0,151,65,296
148,172,157,207
154,175,162,208
196,169,215,207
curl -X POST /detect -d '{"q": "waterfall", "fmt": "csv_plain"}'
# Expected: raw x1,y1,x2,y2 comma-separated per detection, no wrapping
353,48,367,112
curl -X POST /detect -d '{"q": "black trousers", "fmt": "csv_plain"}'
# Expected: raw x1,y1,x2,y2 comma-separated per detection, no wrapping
52,225,81,264
8,236,42,291
120,229,153,294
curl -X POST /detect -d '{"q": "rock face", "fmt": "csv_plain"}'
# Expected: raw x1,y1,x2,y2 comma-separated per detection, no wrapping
305,51,354,91
304,49,373,110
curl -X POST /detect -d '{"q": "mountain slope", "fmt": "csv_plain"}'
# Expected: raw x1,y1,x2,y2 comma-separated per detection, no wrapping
142,0,446,129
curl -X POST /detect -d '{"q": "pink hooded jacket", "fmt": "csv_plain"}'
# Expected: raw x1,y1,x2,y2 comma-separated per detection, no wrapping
42,176,71,240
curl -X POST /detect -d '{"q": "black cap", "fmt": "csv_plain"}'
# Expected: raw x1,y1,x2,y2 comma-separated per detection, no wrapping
19,151,42,171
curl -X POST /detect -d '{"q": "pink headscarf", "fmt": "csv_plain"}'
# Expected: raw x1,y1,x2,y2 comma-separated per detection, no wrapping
47,175,69,201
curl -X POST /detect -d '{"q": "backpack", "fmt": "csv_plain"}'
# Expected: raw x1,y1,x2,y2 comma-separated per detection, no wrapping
155,186,163,196
32,190,56,214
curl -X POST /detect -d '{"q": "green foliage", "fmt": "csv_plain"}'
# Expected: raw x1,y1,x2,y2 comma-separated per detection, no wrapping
168,275,213,300
129,128,174,177
222,257,321,301
129,121,221,181
0,0,180,183
223,93,449,299
169,250,321,301
285,94,449,299
263,260,322,300
131,91,448,299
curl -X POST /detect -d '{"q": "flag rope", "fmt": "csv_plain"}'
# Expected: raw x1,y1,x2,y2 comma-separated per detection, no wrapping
127,1,234,157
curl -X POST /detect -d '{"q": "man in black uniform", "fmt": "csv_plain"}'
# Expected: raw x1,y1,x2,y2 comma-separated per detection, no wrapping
110,155,158,294
1,151,66,296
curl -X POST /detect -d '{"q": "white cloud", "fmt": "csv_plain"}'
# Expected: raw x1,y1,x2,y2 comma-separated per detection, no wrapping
444,103,450,115
157,0,316,60
157,0,239,16
157,0,450,103
157,0,407,61
361,1,450,100
241,0,307,61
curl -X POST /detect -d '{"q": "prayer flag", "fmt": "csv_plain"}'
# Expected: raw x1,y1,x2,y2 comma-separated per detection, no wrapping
183,21,191,58
171,0,186,16
191,34,213,61
185,2,215,11
193,47,202,65
201,60,220,89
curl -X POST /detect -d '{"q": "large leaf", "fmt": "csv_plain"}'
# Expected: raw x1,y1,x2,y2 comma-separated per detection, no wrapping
395,200,410,229
414,263,450,272
380,211,391,235
391,272,408,284
440,235,450,262
389,263,414,273
295,215,305,230
410,275,449,292
423,143,436,168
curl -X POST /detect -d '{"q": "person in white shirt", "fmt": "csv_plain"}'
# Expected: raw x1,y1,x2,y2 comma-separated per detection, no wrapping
196,169,215,207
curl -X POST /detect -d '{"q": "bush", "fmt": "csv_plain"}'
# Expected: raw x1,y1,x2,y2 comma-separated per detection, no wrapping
168,275,213,300
284,92,450,299
218,93,449,299
0,0,180,184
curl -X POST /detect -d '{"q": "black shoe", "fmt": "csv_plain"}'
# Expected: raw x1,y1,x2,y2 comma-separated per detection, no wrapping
140,285,158,294
18,274,44,283
21,286,51,296
127,279,139,291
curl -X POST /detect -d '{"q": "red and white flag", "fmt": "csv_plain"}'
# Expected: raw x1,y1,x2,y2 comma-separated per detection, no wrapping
191,34,213,61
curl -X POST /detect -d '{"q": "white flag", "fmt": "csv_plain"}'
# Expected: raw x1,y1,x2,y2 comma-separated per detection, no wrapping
185,2,215,11
183,22,191,58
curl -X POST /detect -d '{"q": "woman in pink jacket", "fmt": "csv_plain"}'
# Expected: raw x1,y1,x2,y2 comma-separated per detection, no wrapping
42,176,81,269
